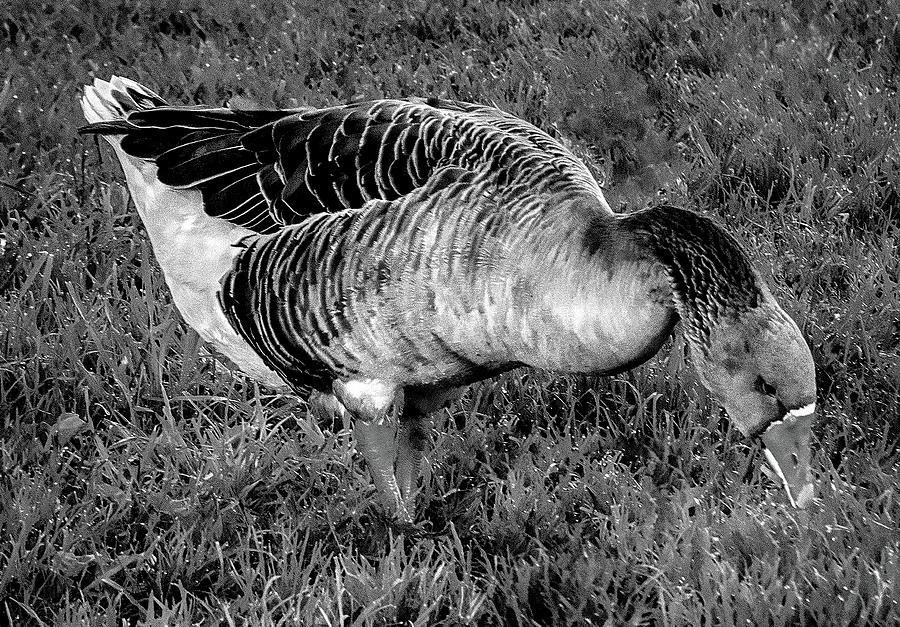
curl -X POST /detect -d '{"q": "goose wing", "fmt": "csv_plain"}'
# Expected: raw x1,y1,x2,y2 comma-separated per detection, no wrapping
219,165,495,391
80,94,609,235
432,99,608,206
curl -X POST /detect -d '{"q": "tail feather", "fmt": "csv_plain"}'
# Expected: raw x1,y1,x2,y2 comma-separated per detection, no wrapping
127,108,277,130
79,76,287,233
80,76,166,126
77,119,134,134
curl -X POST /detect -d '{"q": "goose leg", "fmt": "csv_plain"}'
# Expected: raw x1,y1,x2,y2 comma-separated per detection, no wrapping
354,420,409,523
396,411,430,511
332,380,411,524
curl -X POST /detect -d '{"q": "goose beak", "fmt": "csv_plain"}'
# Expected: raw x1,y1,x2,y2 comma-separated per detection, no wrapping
760,403,816,508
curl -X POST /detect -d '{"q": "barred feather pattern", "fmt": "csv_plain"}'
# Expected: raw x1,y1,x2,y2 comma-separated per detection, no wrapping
81,96,609,235
219,168,605,391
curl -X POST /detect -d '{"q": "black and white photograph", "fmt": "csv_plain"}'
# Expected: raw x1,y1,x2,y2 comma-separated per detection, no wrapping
1,0,898,624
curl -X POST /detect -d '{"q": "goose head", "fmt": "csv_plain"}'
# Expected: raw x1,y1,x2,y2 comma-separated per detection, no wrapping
624,205,817,507
691,301,817,508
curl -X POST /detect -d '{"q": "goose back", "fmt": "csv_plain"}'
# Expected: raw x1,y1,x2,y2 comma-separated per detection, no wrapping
85,97,610,236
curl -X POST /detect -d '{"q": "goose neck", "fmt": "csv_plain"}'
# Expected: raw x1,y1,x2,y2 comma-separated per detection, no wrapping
612,205,766,347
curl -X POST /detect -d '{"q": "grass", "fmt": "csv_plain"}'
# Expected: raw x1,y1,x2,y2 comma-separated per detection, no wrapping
1,0,899,624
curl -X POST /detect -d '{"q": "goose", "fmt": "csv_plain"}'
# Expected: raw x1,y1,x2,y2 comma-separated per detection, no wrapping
79,76,817,524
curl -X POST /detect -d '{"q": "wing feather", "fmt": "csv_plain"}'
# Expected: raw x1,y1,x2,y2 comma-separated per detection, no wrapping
80,92,606,236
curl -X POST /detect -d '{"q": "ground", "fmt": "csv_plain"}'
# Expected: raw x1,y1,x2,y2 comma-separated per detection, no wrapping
1,0,898,625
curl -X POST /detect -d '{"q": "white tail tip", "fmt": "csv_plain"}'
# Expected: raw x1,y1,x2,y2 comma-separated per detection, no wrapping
80,75,165,124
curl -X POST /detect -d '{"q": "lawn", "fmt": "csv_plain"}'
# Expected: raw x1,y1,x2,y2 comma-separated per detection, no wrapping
1,0,898,624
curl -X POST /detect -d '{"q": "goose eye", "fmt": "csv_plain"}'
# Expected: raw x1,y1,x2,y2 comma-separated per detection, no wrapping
755,376,777,397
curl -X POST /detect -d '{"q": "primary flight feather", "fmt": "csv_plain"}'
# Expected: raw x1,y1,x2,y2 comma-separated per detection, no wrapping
80,76,817,522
